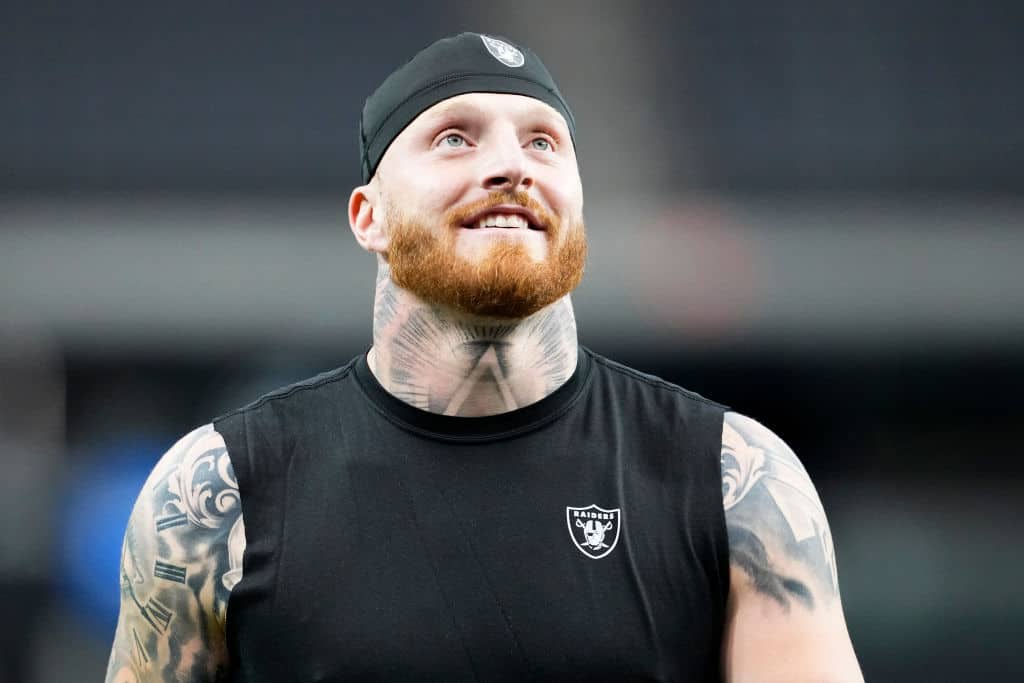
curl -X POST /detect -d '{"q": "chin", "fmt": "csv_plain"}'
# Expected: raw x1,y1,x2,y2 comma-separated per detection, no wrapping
456,239,548,263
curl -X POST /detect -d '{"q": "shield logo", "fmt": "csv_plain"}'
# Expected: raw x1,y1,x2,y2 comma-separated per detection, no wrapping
480,34,525,68
566,504,622,559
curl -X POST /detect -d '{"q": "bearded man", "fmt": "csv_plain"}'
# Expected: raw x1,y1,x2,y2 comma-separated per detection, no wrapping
106,33,863,682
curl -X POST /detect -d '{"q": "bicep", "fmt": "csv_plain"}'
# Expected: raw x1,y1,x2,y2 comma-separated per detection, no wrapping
720,412,862,683
106,424,244,683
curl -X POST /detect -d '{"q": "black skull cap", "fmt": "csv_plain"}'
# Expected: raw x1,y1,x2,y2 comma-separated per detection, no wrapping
359,32,576,182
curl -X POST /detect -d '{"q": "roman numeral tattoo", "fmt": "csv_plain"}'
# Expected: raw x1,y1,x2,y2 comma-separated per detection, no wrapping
106,424,244,683
141,596,173,633
155,513,188,532
153,560,187,584
131,628,149,667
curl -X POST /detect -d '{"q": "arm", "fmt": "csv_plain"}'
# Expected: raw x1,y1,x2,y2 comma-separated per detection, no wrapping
106,424,246,683
720,411,862,683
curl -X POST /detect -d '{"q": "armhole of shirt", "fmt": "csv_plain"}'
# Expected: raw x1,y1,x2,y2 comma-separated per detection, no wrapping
710,405,732,613
215,415,259,630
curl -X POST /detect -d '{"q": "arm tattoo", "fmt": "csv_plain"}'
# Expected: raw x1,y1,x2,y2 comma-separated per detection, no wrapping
106,424,245,683
721,412,838,611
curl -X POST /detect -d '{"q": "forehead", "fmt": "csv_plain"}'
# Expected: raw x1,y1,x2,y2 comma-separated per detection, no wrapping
403,92,570,137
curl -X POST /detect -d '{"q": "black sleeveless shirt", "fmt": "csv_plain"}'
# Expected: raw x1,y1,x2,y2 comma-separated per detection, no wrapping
214,346,730,682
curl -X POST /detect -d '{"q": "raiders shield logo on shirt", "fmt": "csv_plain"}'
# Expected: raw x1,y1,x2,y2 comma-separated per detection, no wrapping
566,504,622,559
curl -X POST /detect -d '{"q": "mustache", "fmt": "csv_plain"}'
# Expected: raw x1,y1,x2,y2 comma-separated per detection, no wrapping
443,190,557,231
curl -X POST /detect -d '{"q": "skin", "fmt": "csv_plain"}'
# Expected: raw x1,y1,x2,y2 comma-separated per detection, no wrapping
106,425,242,682
107,91,863,681
349,93,586,414
720,412,863,681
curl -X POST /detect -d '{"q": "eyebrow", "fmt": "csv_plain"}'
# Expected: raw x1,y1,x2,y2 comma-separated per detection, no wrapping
425,100,564,129
423,100,486,123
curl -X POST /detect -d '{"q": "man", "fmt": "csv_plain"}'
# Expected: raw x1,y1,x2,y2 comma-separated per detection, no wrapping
106,33,862,682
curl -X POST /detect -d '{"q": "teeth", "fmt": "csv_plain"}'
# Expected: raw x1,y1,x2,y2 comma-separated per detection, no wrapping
475,213,529,229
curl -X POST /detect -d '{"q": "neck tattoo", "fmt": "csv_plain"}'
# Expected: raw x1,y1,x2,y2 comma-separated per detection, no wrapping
369,264,578,417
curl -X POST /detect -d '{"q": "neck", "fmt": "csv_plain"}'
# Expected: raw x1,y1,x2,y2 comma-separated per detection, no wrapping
368,263,579,417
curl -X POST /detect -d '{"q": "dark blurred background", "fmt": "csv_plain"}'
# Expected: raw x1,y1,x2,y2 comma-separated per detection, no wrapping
2,1,1022,681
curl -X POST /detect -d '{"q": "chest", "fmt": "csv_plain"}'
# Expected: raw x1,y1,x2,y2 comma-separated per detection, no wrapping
227,428,724,682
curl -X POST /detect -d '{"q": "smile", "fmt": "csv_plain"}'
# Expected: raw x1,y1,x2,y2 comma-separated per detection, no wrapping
465,213,531,229
461,205,546,231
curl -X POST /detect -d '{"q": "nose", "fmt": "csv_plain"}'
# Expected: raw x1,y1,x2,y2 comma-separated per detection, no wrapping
481,130,534,192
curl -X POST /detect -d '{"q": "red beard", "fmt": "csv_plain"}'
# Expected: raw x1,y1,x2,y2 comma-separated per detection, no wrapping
384,190,587,319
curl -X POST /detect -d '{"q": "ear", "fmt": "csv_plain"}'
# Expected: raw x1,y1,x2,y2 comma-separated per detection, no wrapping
348,182,388,255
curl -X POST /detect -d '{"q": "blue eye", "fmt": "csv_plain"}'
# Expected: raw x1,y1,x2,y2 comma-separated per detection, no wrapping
531,138,552,151
443,133,466,147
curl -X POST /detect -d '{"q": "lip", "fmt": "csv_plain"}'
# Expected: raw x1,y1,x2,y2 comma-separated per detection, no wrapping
461,204,545,230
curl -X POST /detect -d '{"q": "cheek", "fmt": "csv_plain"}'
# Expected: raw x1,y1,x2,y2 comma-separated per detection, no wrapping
404,175,469,220
383,152,467,212
543,166,583,218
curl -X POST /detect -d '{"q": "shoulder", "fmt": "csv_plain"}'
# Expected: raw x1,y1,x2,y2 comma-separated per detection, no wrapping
582,347,728,410
719,411,836,608
108,424,245,681
211,362,361,478
718,411,864,680
127,424,244,600
214,361,359,422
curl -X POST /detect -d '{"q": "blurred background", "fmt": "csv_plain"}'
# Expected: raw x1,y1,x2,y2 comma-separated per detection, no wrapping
2,1,1022,680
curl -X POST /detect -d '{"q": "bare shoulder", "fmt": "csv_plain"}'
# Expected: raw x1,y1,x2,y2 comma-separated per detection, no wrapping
106,424,246,683
720,411,862,682
721,411,837,608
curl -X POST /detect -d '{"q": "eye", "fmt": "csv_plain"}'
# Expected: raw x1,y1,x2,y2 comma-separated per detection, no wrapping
530,137,553,151
441,133,467,148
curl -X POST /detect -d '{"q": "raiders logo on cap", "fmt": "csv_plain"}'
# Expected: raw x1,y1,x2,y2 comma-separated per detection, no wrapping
480,34,525,68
